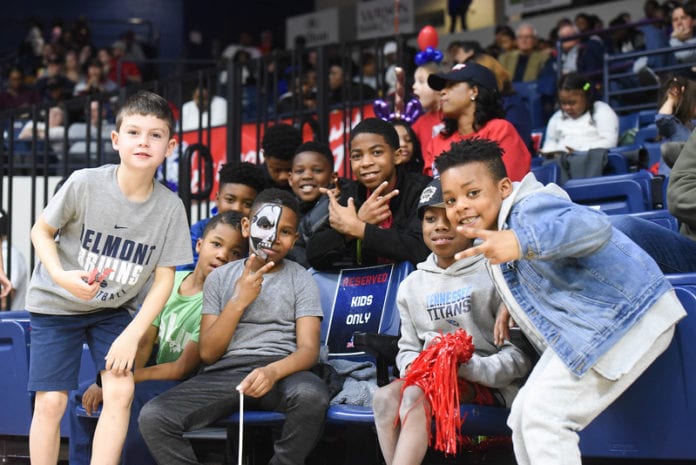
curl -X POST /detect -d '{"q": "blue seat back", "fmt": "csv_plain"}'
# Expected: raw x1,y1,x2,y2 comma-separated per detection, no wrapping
0,320,33,436
531,162,559,185
580,274,696,460
511,81,545,130
564,171,653,214
311,261,413,359
605,151,629,175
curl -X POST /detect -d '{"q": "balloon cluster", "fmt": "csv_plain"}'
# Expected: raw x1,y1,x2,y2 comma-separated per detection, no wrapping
415,25,443,66
373,97,423,124
415,47,443,66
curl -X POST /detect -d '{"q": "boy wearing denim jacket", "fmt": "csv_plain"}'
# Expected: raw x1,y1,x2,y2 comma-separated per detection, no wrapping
436,137,686,465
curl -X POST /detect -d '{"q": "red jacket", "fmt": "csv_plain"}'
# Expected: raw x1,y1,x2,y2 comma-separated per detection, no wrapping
424,118,531,180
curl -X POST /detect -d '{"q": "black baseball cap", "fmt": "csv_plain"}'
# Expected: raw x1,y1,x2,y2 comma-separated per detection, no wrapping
428,62,497,92
418,178,445,219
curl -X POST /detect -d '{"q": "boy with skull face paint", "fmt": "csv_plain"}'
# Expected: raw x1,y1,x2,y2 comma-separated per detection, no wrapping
139,188,329,465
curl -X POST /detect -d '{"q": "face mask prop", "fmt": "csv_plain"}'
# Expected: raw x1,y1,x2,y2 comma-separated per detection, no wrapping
249,203,282,260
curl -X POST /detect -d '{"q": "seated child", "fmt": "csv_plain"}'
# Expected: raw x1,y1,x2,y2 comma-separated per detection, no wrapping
183,160,265,270
436,137,686,465
261,123,303,191
139,189,330,465
372,178,531,465
287,140,345,267
306,117,431,270
69,211,247,465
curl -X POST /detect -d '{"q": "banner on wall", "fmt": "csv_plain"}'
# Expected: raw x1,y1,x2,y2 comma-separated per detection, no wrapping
286,8,340,48
172,104,375,199
356,0,415,40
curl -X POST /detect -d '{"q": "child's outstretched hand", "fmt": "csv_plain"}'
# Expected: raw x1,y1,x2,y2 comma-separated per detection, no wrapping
56,269,101,300
455,227,521,264
81,383,103,416
357,181,398,225
232,254,275,308
494,303,513,346
104,327,140,375
237,365,278,398
0,270,12,299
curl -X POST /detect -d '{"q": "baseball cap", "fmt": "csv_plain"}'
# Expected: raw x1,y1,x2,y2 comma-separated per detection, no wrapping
427,62,497,92
383,41,397,56
418,178,445,219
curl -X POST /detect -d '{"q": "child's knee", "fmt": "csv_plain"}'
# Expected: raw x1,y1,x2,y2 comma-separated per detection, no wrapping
101,373,134,409
137,401,163,436
372,383,401,422
34,391,69,420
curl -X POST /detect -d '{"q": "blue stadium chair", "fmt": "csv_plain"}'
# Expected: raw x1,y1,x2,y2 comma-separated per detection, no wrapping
531,163,560,185
0,319,33,436
579,274,696,460
563,171,654,214
630,209,679,231
634,124,658,146
618,112,638,137
511,81,545,130
637,109,657,128
315,261,510,438
605,151,629,175
313,262,412,424
642,141,663,170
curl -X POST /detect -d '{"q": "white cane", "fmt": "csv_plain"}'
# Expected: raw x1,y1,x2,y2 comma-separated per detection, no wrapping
238,390,244,465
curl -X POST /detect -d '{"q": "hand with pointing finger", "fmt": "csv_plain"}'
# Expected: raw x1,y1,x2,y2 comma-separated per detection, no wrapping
321,188,366,239
454,227,521,265
357,181,398,225
232,254,276,308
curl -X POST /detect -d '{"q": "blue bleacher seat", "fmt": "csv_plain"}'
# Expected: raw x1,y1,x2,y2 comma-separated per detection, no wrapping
618,112,639,137
0,319,33,436
630,209,679,231
605,151,629,175
637,109,657,128
579,274,696,460
564,171,654,214
634,124,658,146
531,163,559,185
512,81,545,130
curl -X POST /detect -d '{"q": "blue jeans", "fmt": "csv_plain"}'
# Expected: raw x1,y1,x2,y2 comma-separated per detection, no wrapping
138,359,329,465
609,215,696,273
69,380,179,465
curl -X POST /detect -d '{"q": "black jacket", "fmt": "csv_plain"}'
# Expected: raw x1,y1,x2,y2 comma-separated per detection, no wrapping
306,168,431,271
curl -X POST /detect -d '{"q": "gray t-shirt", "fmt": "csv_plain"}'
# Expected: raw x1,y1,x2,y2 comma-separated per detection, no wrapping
27,164,193,315
201,258,322,371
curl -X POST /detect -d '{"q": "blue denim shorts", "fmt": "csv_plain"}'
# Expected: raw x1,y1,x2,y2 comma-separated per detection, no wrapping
28,309,132,392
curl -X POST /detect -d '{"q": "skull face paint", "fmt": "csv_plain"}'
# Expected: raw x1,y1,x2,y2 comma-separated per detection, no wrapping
249,203,282,260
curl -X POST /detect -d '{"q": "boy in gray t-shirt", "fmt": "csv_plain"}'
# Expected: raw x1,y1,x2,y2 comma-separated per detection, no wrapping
26,91,193,465
139,188,330,465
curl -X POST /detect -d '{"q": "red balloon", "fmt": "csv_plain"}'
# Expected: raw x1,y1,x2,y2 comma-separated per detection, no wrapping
417,26,439,51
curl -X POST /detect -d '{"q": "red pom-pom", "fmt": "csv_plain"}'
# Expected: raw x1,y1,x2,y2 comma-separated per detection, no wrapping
401,329,476,455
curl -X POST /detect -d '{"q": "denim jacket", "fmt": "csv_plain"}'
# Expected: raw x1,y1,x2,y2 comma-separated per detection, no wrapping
490,174,673,376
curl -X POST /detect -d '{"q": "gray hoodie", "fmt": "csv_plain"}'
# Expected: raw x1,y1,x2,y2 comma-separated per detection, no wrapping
395,252,531,406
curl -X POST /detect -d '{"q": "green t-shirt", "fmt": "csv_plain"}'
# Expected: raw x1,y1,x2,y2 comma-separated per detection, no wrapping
152,271,203,364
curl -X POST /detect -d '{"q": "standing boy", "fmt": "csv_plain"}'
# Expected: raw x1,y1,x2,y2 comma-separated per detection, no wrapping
306,117,431,270
26,90,193,465
139,188,329,465
436,138,686,465
372,178,530,465
69,211,248,465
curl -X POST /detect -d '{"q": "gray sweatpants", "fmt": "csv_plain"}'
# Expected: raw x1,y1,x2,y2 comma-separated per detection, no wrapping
138,362,329,465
